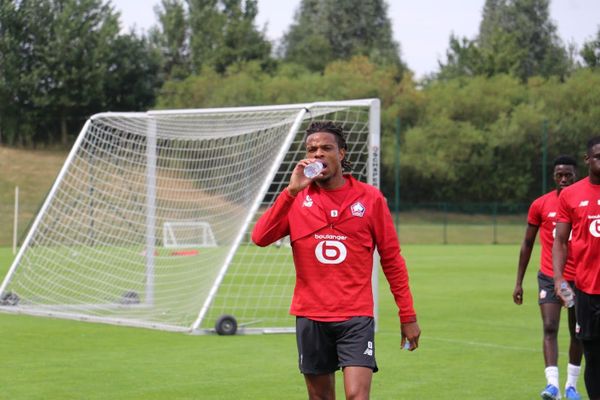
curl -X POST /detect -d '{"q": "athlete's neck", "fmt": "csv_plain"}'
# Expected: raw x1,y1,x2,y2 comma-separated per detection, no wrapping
589,174,600,185
315,174,347,191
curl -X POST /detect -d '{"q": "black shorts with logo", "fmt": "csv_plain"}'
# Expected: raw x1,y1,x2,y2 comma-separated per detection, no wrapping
295,316,378,375
538,271,561,305
575,287,600,340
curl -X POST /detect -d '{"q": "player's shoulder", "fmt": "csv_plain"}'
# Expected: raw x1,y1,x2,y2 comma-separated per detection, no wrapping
560,178,588,197
349,176,384,198
529,191,556,211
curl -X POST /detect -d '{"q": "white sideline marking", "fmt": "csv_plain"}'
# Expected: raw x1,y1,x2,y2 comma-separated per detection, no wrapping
378,332,537,352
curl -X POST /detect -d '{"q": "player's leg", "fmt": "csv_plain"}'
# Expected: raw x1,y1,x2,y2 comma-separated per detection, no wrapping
540,302,561,366
304,373,336,400
574,288,600,400
336,317,378,400
564,304,583,399
296,317,339,400
538,272,562,399
342,366,373,400
581,339,600,400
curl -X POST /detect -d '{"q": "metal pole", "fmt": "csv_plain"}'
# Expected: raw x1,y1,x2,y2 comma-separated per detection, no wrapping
13,186,19,255
395,117,401,229
542,120,548,194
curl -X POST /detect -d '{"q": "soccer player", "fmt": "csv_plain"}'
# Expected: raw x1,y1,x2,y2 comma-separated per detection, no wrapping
513,155,582,400
252,121,420,400
554,136,600,400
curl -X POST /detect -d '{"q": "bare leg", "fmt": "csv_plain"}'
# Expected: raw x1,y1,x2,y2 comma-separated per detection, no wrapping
540,302,561,367
342,366,373,400
304,373,336,400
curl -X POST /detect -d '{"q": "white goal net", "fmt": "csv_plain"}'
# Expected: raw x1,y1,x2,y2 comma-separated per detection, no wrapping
0,99,380,333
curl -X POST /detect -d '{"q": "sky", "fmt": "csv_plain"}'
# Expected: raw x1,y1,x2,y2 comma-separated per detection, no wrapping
113,0,600,79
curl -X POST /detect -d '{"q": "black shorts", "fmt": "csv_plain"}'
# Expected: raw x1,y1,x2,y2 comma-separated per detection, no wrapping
538,272,574,305
575,287,600,340
295,316,378,374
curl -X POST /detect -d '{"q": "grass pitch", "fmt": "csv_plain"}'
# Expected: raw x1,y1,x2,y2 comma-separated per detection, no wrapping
0,244,584,399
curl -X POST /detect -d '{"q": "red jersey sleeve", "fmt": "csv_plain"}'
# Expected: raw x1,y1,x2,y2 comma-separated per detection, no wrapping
527,197,543,226
251,189,294,247
372,193,417,324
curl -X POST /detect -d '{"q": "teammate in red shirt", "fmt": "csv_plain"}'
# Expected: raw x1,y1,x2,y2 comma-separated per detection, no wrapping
554,136,600,400
513,155,582,400
252,121,420,400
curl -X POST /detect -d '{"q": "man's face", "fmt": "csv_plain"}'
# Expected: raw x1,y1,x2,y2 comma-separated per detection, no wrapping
553,164,576,190
305,131,346,182
585,143,600,178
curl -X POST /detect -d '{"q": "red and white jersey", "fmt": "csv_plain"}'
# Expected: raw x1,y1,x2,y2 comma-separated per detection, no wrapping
557,177,600,294
252,175,417,323
528,190,576,280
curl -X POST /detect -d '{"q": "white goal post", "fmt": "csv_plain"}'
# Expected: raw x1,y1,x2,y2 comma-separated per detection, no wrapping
0,99,381,334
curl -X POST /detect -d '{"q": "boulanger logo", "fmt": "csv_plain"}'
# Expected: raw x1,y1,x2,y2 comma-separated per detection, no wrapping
314,234,347,264
589,218,600,238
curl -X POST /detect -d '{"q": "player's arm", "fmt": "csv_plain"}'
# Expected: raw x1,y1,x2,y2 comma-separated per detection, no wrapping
552,221,572,304
251,190,293,247
372,194,420,350
252,159,315,246
513,224,539,305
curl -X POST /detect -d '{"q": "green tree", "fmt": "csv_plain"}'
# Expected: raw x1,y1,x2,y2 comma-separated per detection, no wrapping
187,0,271,74
581,27,600,68
439,0,569,81
151,0,190,80
281,0,403,72
0,0,162,146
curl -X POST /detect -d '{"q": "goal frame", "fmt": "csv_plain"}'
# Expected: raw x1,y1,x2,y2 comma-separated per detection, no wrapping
0,98,381,334
163,221,218,249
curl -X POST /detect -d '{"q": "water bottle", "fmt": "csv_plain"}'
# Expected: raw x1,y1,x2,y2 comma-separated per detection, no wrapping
303,161,324,179
559,281,575,308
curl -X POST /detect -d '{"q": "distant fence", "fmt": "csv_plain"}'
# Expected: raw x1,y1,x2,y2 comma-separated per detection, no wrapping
395,202,529,245
1,201,530,248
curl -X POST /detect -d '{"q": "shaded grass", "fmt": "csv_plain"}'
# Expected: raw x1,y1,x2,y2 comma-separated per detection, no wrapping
0,244,585,399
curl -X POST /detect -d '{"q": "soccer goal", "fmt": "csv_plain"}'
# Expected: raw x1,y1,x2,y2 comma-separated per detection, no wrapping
163,221,217,248
0,99,380,334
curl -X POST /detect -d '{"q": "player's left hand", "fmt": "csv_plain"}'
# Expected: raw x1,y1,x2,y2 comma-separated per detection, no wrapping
400,321,421,351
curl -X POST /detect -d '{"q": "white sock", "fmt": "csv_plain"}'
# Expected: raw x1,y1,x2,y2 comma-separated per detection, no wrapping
545,366,559,388
565,363,581,389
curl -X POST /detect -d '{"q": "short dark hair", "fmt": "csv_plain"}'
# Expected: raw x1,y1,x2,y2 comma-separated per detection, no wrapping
553,155,577,168
305,121,351,171
587,136,600,153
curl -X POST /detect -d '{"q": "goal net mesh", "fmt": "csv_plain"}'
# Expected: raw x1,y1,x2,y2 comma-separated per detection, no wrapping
0,100,378,333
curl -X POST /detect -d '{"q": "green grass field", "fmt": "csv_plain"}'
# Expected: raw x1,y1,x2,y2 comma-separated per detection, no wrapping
0,244,585,399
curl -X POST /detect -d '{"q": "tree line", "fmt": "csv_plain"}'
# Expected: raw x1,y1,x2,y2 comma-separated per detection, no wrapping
1,0,599,203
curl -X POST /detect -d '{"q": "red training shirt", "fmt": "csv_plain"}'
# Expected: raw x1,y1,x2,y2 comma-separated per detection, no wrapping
557,177,600,294
251,175,417,324
527,190,576,280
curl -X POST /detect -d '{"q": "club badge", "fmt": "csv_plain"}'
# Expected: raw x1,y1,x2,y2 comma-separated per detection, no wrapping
350,202,365,217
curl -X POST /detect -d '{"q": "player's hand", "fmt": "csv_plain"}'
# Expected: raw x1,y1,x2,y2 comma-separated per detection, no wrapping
513,285,523,305
287,159,317,196
400,321,421,351
553,277,571,307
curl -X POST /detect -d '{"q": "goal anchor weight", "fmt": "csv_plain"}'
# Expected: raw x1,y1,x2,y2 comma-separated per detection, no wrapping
215,314,238,335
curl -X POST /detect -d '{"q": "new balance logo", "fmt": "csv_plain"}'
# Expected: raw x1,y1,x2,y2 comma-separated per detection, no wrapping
303,195,313,208
363,341,373,356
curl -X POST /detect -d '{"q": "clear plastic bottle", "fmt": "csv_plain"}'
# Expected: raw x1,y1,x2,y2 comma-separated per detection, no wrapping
559,281,575,308
303,161,324,178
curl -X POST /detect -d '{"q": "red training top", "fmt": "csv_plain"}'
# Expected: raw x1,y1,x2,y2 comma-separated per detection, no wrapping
527,190,576,280
252,175,417,324
557,177,600,294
